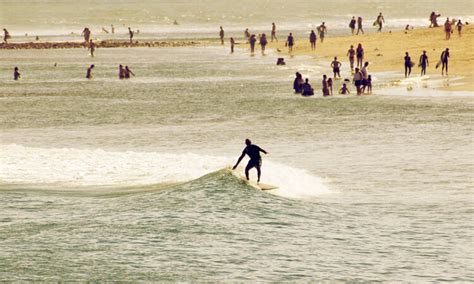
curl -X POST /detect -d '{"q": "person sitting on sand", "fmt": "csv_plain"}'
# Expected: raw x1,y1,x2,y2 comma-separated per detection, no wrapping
318,22,327,43
322,75,330,97
301,78,314,96
444,18,452,40
419,50,429,76
260,33,267,55
339,83,350,94
128,27,134,43
309,30,317,50
331,57,342,78
3,28,11,44
347,45,355,71
230,37,235,53
286,33,294,53
219,26,224,45
404,52,412,78
13,67,21,80
124,66,135,79
349,16,356,35
86,64,94,79
376,12,385,32
456,19,463,37
356,43,364,68
353,68,363,96
293,72,304,94
440,48,449,76
88,39,95,57
366,75,372,94
271,23,277,42
276,58,286,65
232,139,268,183
356,17,364,35
249,34,256,53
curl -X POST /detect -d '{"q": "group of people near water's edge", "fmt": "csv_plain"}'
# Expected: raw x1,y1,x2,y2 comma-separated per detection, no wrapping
404,48,450,77
85,64,135,79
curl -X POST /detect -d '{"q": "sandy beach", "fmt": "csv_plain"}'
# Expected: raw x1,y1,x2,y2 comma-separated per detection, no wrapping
267,25,474,92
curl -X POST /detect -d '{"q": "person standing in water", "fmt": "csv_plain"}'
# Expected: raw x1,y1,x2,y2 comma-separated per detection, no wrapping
124,66,135,79
3,28,11,44
349,16,356,35
356,17,364,35
88,39,95,57
118,65,125,79
259,33,267,55
318,22,327,43
81,27,91,44
331,57,342,78
128,27,134,43
271,23,277,42
230,37,235,53
249,34,256,53
219,26,224,45
440,48,449,76
419,50,429,76
376,12,385,32
353,67,363,95
86,64,94,79
286,33,294,53
347,45,355,72
456,19,463,37
13,67,21,80
356,43,364,68
309,30,317,50
404,52,412,78
232,139,268,183
244,28,250,43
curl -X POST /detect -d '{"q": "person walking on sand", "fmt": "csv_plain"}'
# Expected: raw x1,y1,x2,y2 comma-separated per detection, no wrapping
347,45,355,71
349,16,356,35
249,34,256,53
86,64,94,79
271,23,277,42
119,64,125,79
419,50,429,76
444,18,452,40
356,17,364,35
331,57,342,78
260,33,268,55
404,52,412,78
88,39,95,57
376,12,385,32
353,67,363,95
322,75,330,97
232,139,268,183
286,33,294,53
81,27,91,44
456,19,463,37
128,27,134,43
356,43,364,68
124,66,135,79
318,22,327,43
219,26,224,45
439,48,449,76
230,37,235,53
13,67,21,80
309,30,317,50
3,28,11,44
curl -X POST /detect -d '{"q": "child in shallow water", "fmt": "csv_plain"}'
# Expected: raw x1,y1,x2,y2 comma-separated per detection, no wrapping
367,75,372,94
339,83,350,94
327,78,333,96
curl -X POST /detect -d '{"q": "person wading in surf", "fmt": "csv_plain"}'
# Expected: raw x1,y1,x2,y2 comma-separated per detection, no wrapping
232,139,268,183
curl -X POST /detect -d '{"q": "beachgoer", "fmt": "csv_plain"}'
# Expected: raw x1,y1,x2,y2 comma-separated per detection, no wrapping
276,58,286,65
331,57,342,78
376,12,385,32
249,34,256,53
327,78,333,95
230,37,235,53
13,67,21,80
219,26,224,45
119,65,125,79
3,28,11,44
356,43,364,68
322,75,330,97
124,66,135,79
309,30,317,50
456,19,463,36
88,39,95,57
404,52,412,78
429,12,441,28
111,24,115,34
356,17,364,35
366,75,372,94
361,62,369,93
271,23,277,42
347,45,355,71
302,78,314,96
444,18,452,40
232,139,268,183
81,27,91,44
86,64,94,79
173,20,179,25
128,27,134,43
419,50,429,76
353,67,363,95
244,28,250,42
286,33,294,53
293,72,304,94
339,83,350,94
318,22,327,43
440,48,449,76
349,17,356,35
260,33,267,55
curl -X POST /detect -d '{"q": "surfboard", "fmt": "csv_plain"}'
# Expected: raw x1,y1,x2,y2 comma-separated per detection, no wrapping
228,169,278,191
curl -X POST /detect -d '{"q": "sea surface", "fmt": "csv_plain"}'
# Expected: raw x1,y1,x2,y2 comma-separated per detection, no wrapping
1,1,474,282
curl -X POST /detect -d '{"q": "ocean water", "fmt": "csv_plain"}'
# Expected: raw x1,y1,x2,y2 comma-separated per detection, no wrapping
1,1,474,282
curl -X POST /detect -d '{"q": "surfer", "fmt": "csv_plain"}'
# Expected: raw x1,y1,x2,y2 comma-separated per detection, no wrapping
232,139,268,183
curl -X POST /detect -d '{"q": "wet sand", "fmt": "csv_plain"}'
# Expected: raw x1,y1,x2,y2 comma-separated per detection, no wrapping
0,40,201,50
269,25,474,92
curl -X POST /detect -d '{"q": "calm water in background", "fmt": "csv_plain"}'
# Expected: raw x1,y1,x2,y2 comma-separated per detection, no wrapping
1,1,473,281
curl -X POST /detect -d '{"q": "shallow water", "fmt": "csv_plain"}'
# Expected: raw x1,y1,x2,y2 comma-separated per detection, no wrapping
0,45,473,281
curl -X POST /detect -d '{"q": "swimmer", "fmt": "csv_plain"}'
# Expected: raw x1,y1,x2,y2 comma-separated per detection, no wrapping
232,139,268,183
13,67,21,80
440,48,449,76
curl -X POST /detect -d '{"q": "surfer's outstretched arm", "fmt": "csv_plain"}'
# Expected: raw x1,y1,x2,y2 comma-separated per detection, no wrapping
232,152,245,170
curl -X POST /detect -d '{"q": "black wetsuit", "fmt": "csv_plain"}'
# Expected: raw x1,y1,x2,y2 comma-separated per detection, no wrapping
243,144,264,169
